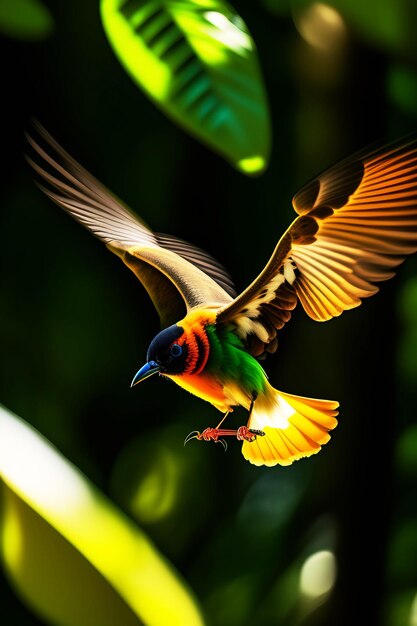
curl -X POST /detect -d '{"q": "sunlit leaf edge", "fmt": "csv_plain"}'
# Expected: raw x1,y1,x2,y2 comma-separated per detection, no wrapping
0,404,206,626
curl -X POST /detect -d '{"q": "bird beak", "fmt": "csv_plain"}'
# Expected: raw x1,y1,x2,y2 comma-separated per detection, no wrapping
131,361,161,387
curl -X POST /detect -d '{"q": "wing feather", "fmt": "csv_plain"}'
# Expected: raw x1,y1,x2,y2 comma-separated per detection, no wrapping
26,122,234,326
217,134,417,350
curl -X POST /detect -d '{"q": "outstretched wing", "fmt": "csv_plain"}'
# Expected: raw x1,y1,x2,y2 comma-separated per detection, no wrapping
217,134,417,353
26,122,235,327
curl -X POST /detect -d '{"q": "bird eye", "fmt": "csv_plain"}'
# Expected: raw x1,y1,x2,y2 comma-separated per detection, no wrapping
170,343,183,357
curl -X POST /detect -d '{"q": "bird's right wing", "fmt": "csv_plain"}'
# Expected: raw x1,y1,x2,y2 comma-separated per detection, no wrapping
217,134,417,355
26,122,235,328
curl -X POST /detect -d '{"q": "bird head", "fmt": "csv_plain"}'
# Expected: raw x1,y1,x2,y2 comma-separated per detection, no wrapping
131,324,188,385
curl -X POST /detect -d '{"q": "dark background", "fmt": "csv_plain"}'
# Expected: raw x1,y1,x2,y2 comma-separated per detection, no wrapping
1,1,417,625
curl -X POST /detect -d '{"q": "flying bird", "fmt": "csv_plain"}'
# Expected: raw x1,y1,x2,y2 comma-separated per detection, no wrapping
26,122,417,466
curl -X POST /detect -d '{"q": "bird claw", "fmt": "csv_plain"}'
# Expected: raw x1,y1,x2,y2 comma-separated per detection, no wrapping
215,438,228,452
184,426,265,448
183,430,201,446
184,428,228,451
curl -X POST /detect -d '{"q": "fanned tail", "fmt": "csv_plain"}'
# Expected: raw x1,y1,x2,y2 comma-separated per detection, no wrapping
242,384,339,467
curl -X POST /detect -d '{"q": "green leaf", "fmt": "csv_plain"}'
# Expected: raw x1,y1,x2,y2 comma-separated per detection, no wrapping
0,405,206,626
100,0,271,175
1,486,144,626
0,0,54,41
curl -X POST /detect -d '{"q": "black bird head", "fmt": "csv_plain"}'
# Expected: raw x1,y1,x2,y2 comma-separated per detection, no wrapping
131,324,188,385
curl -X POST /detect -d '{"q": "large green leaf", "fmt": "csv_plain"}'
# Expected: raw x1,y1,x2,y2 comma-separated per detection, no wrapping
1,486,143,626
0,405,205,626
101,0,271,175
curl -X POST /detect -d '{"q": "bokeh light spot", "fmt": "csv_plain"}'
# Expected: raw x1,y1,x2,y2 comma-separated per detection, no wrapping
294,3,347,52
299,550,337,598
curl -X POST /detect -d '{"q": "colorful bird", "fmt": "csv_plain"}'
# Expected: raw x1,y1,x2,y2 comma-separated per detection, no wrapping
27,122,417,466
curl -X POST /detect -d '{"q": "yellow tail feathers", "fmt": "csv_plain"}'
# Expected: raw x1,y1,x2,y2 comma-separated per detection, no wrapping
242,386,339,467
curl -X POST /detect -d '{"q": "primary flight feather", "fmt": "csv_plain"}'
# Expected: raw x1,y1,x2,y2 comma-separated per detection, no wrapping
27,122,417,466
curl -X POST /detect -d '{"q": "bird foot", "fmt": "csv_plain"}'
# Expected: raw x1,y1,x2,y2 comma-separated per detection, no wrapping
184,426,265,450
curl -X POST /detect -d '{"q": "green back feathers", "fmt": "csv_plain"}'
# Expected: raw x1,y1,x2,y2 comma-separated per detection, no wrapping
205,324,266,395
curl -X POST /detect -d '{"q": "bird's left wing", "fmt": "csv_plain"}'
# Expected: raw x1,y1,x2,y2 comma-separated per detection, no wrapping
217,134,417,353
26,122,234,327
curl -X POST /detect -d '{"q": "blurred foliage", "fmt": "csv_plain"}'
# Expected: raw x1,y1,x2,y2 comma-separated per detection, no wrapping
262,0,416,57
1,0,417,625
101,0,271,174
0,0,54,41
0,405,205,626
1,488,143,626
387,65,417,120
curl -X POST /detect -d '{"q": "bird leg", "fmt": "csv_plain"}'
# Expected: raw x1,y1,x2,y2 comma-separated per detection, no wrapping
184,426,265,448
238,426,265,441
184,400,265,448
225,397,265,441
184,428,228,451
236,397,266,441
